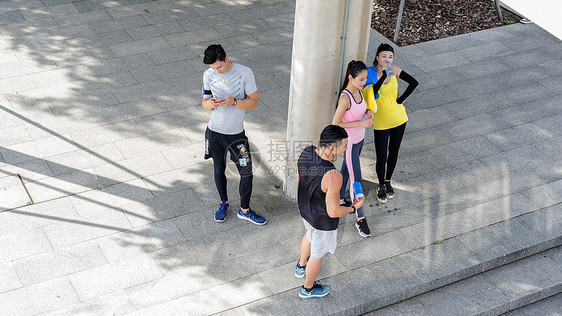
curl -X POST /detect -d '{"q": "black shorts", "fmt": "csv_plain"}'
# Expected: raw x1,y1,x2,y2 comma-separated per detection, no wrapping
204,127,252,168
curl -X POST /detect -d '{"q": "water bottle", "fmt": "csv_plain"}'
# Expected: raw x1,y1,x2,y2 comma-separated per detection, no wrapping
384,61,394,77
353,182,364,199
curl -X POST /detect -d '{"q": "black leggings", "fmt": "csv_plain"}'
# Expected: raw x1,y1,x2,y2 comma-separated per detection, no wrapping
213,153,253,209
373,122,406,185
205,128,253,209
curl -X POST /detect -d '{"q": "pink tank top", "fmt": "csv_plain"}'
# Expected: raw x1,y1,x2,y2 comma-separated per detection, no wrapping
341,89,366,144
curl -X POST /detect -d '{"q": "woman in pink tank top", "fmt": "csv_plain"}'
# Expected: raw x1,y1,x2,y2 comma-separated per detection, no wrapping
332,60,374,237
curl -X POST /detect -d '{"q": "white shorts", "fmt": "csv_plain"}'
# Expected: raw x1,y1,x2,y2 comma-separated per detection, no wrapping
303,219,337,258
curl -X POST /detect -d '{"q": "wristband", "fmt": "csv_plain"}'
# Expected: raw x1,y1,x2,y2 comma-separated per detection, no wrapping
232,99,237,106
351,205,356,213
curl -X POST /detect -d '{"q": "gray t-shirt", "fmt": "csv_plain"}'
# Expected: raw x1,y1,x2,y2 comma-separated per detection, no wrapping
202,63,257,135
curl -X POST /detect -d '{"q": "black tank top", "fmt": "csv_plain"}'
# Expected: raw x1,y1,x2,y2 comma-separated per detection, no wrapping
297,146,339,230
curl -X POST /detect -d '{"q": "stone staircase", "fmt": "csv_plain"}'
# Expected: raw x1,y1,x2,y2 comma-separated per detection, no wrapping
367,246,562,315
218,200,562,315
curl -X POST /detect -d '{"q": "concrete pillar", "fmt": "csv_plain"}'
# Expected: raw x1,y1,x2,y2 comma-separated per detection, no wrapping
284,0,373,199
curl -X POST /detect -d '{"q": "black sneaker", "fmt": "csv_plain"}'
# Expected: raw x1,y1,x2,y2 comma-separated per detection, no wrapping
355,218,371,237
385,182,394,199
377,185,387,203
339,199,351,207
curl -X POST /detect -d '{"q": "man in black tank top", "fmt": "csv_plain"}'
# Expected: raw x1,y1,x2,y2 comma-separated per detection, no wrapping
295,125,365,299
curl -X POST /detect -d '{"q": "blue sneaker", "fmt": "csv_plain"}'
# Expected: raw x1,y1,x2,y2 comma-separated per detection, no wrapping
295,262,306,279
237,208,266,225
214,202,229,222
299,282,331,299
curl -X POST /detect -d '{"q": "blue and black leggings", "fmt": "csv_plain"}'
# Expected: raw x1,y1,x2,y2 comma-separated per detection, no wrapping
340,139,364,219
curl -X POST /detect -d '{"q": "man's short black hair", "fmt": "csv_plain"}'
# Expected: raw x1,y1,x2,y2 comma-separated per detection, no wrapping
203,44,226,64
319,125,348,148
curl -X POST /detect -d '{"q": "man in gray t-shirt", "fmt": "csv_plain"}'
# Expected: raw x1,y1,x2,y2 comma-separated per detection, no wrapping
201,44,266,226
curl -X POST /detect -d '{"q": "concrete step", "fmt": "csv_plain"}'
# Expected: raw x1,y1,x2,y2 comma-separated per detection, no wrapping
219,203,562,315
501,292,562,316
365,246,562,316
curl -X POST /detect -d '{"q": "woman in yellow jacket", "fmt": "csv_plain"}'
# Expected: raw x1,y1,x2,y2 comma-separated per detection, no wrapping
366,43,418,203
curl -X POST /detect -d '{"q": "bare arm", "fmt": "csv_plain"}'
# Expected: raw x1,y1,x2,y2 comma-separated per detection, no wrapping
393,64,402,78
322,170,363,218
332,94,372,128
235,90,259,110
201,73,217,111
214,90,259,110
332,95,351,126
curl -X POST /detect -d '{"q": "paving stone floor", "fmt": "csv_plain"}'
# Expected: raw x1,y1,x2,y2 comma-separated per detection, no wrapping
0,0,561,315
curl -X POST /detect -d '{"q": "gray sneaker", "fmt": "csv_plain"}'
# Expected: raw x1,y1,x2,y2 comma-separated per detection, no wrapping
377,185,387,203
385,182,394,199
